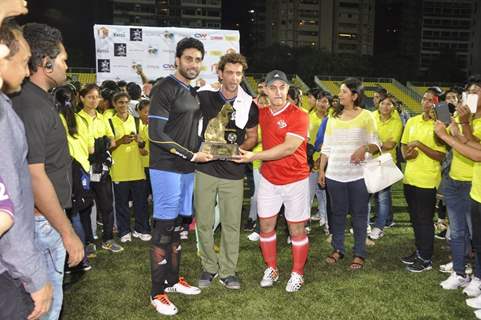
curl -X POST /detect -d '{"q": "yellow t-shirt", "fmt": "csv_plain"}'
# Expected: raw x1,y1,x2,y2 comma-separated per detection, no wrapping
139,122,150,169
253,127,263,170
308,111,324,171
372,109,402,123
401,114,446,188
60,114,93,172
373,111,403,163
469,117,481,202
450,117,481,181
109,115,146,182
103,108,116,120
471,163,481,203
77,109,114,140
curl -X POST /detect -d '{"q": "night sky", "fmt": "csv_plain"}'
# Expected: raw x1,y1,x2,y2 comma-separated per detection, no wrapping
16,0,242,69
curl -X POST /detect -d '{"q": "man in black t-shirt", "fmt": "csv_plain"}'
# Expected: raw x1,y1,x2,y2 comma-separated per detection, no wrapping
148,37,212,316
11,23,84,320
195,53,258,290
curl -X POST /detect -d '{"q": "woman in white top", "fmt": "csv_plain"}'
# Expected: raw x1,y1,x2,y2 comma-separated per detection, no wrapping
319,78,379,270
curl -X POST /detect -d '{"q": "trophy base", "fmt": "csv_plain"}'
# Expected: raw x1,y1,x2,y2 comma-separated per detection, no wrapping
200,142,240,161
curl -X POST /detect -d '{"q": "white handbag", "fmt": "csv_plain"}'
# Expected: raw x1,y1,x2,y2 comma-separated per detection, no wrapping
362,146,404,194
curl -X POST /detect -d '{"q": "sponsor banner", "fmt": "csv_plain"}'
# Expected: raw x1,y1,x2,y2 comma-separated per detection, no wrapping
94,25,240,86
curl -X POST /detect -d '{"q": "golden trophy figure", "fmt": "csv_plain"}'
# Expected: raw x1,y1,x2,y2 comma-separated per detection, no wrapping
199,103,240,160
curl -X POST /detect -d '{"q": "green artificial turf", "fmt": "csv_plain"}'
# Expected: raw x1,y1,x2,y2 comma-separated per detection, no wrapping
63,183,475,320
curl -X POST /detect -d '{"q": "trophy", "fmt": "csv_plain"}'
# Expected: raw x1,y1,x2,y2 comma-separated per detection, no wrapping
199,103,240,160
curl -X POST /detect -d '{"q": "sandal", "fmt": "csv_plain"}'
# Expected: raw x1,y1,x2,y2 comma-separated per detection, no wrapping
350,256,365,270
325,250,344,264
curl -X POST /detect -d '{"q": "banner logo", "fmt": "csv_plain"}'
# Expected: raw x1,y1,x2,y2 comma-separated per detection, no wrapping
130,28,143,41
114,43,127,57
97,59,111,73
113,31,126,38
210,35,224,40
162,64,176,70
194,33,208,40
147,45,159,55
209,50,223,56
225,36,239,42
97,27,109,39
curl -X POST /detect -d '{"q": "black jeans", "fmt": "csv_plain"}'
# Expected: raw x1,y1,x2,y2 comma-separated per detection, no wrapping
113,180,150,237
91,176,115,242
403,184,437,260
0,272,34,319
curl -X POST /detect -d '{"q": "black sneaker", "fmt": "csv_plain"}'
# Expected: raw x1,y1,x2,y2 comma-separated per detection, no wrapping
406,257,432,273
219,275,241,290
65,261,92,274
435,229,447,240
401,251,418,265
198,271,217,289
385,221,396,228
243,218,256,232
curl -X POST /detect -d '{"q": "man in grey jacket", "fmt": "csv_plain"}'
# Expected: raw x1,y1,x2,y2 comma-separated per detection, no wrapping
0,21,52,319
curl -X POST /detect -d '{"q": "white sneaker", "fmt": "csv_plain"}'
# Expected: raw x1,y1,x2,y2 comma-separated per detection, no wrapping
179,230,189,240
467,294,481,309
305,226,311,234
439,261,453,273
150,294,178,316
323,224,330,235
440,272,470,290
350,225,371,235
247,232,260,242
319,216,327,227
132,230,152,241
165,277,201,295
464,277,481,297
287,236,291,245
310,213,321,221
120,233,132,243
467,263,474,275
285,272,304,292
475,309,481,319
260,267,279,288
369,227,384,240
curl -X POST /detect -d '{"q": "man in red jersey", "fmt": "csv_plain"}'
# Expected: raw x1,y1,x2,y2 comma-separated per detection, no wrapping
234,69,310,292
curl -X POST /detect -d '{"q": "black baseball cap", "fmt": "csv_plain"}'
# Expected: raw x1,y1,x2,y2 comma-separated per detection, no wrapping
265,70,290,86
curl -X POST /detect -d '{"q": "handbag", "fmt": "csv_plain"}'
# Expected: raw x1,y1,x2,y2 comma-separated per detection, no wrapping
362,145,404,194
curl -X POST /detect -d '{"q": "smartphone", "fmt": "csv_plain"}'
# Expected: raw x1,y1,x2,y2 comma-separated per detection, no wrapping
463,92,479,113
435,102,451,125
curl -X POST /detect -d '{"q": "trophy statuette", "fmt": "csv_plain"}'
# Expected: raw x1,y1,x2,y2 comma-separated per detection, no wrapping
199,103,240,160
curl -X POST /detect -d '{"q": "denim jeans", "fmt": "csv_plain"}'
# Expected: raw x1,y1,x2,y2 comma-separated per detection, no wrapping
326,178,370,258
309,172,327,218
374,187,392,229
441,175,472,275
34,216,66,320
